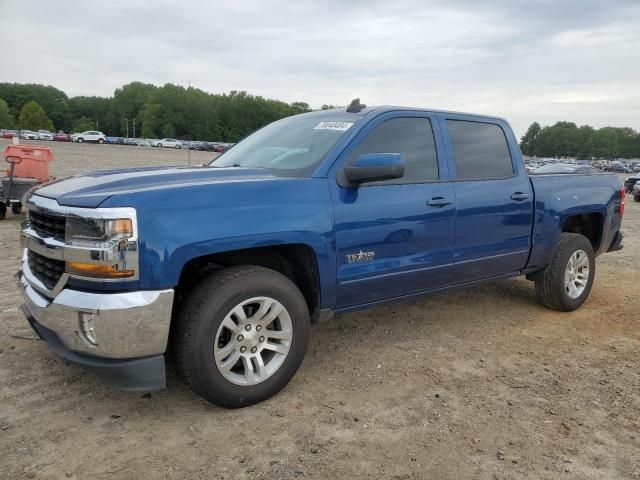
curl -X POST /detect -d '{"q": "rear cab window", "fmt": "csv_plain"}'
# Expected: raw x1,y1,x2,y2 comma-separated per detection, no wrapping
446,120,514,180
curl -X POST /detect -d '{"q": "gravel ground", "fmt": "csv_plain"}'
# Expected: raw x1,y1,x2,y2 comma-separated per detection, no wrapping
0,139,638,480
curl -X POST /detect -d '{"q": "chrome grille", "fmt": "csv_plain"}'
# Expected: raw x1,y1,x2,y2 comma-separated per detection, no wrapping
27,250,65,290
28,209,66,242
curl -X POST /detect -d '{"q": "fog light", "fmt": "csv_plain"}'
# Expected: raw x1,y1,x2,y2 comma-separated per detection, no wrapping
79,312,98,346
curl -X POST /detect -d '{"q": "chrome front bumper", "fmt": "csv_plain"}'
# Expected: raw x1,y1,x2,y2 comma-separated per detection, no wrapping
18,269,174,359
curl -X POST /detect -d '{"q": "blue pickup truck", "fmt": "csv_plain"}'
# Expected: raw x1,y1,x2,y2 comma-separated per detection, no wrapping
18,101,624,407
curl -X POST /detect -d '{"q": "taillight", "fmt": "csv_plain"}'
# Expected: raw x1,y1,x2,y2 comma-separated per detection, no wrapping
620,186,625,216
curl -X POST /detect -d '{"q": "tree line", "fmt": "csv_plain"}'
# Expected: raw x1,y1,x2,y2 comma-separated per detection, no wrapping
0,82,316,142
4,81,637,157
520,121,640,159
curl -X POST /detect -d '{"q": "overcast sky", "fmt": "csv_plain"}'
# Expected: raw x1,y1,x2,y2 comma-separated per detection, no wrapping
1,0,639,137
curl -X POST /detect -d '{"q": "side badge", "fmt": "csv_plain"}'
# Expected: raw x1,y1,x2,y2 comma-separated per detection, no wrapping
346,250,375,264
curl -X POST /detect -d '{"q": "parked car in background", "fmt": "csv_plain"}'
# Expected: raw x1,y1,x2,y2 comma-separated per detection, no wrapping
212,143,232,153
153,138,183,148
624,174,640,193
135,139,152,147
53,132,71,142
606,164,633,173
1,130,18,139
74,131,107,144
20,130,38,140
531,164,603,175
633,182,640,202
37,130,54,140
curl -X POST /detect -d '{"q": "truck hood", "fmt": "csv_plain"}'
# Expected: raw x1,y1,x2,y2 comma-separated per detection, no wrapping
34,165,277,208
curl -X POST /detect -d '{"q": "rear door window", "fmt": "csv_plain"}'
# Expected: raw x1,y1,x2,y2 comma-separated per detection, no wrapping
446,120,514,179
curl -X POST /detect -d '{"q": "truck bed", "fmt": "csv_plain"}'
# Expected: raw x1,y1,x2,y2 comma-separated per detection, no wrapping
527,172,623,271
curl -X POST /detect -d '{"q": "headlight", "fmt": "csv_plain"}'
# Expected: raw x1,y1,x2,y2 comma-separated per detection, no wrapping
64,212,138,279
66,216,133,247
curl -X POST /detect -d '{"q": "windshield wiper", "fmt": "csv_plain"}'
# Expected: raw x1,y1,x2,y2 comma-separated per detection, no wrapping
210,163,267,169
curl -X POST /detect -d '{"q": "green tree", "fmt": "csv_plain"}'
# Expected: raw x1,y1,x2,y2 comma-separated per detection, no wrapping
1,81,331,141
162,122,176,138
19,100,54,131
0,83,69,130
71,116,95,133
0,98,16,128
140,102,163,138
587,128,619,159
290,101,311,113
520,122,541,156
68,95,115,134
575,125,596,158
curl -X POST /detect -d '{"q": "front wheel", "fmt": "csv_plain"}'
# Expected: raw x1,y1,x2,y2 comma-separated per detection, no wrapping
77,137,84,143
172,265,310,407
534,233,595,311
11,203,22,215
98,138,105,144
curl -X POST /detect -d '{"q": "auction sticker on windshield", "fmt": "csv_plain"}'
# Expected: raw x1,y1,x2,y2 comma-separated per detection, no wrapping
313,121,354,131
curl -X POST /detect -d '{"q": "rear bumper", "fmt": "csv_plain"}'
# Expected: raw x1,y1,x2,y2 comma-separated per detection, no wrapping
607,230,624,252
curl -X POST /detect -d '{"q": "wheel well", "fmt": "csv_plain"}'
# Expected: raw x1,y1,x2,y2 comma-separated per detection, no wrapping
175,244,320,318
561,213,603,250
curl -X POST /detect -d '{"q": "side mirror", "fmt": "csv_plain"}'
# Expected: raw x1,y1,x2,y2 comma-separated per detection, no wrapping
344,153,405,185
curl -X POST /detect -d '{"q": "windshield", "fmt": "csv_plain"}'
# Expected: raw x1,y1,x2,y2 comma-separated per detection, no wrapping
209,113,360,177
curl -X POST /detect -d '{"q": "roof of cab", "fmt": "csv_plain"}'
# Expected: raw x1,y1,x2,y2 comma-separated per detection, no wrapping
317,104,508,124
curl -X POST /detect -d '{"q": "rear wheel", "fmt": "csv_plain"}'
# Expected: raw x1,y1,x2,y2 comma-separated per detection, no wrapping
77,137,84,143
0,203,6,220
175,144,181,149
534,233,595,311
11,203,22,215
173,265,310,408
98,138,105,144
634,194,640,202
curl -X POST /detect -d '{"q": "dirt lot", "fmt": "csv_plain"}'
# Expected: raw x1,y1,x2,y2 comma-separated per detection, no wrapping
0,139,638,480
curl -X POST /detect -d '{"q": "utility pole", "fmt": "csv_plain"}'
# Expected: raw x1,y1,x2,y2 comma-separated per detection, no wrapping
187,80,191,166
133,118,136,138
125,118,129,138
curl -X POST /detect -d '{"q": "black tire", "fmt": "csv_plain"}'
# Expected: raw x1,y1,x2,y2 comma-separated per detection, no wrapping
98,138,105,144
175,144,181,149
634,194,640,202
0,203,6,220
11,203,22,215
172,265,310,408
534,233,595,311
77,137,84,143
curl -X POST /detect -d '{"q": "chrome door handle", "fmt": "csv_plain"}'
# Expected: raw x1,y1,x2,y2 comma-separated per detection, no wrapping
510,192,530,201
427,197,453,207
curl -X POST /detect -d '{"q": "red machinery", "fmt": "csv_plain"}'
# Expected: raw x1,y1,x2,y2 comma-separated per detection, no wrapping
1,144,55,219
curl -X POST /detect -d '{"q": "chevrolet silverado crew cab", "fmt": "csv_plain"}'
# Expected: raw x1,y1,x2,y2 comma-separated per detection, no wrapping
18,100,624,407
